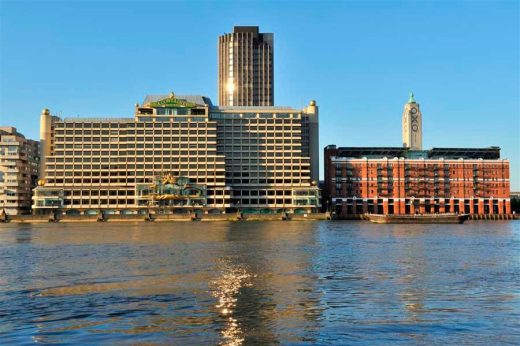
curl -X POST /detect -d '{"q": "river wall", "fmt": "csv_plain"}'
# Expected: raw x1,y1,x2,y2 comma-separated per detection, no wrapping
1,212,331,224
336,214,517,221
1,213,516,224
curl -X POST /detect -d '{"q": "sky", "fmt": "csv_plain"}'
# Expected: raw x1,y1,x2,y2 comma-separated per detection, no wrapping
0,0,518,188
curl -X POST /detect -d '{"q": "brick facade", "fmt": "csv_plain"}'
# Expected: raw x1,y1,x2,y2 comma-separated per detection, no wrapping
324,146,511,216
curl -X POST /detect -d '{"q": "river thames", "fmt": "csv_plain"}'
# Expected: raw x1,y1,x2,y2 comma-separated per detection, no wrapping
0,221,519,345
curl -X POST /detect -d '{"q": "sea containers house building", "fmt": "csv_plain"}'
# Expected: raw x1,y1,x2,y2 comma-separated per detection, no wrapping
33,93,320,215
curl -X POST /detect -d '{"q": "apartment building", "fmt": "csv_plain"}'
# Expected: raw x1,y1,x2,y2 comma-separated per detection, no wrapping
0,127,39,215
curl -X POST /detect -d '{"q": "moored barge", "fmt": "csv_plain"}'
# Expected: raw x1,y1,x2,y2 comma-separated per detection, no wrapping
366,213,470,224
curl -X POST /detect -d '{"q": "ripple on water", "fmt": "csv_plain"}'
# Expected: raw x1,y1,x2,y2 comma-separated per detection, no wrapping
0,221,518,344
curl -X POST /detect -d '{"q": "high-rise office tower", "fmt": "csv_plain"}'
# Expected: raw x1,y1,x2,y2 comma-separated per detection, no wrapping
402,92,423,150
218,26,274,106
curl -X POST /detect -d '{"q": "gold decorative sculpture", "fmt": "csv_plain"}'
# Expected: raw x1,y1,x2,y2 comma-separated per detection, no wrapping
162,174,177,185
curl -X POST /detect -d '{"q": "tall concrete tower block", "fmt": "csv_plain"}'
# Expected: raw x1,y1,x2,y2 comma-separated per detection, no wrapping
305,100,319,183
218,26,274,106
39,108,52,179
402,92,422,150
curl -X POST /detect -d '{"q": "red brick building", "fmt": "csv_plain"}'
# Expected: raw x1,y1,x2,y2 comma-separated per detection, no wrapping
324,146,511,216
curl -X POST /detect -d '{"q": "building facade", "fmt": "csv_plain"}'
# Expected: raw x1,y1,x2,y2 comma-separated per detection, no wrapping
218,26,274,106
34,93,320,214
0,127,39,215
214,100,319,212
324,146,511,216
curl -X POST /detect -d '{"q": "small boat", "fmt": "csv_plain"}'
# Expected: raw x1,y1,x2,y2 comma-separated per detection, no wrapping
366,213,470,224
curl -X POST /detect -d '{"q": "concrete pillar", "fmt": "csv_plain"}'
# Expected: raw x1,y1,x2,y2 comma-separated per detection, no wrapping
39,108,52,179
305,101,319,185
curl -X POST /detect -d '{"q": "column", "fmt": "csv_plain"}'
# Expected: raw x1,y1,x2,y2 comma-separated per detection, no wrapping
478,199,485,215
419,199,425,214
459,200,465,214
398,199,405,214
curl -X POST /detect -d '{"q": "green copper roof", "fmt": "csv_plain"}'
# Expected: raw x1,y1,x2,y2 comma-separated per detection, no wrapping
408,92,416,103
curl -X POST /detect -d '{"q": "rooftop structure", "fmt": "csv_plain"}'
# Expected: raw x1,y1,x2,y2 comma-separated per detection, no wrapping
402,92,423,150
324,145,502,160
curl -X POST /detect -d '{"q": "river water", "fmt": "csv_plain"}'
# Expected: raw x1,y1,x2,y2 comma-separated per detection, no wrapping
0,221,519,345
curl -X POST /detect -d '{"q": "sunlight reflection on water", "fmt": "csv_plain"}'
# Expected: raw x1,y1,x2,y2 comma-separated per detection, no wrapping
210,258,255,346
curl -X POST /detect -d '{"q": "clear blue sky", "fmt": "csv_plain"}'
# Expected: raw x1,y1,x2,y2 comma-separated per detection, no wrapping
1,1,518,188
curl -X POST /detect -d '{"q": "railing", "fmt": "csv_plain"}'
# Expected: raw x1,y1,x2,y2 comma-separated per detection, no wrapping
63,118,135,122
214,106,295,111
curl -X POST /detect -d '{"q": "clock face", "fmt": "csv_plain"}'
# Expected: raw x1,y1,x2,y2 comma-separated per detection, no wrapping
411,107,418,114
